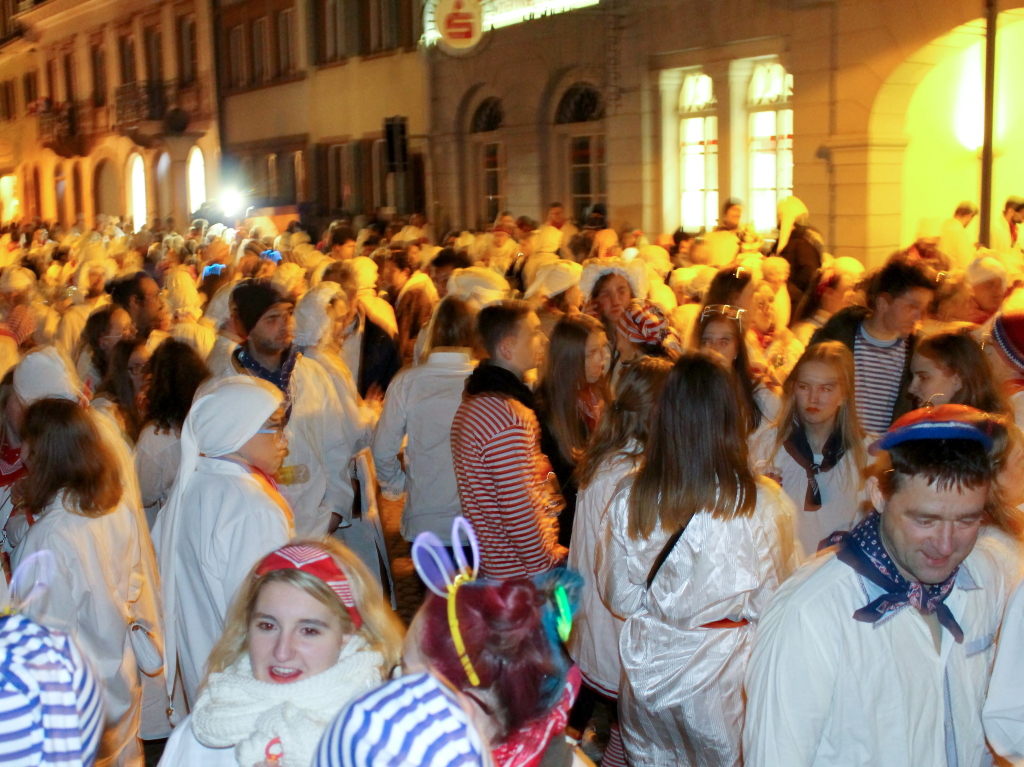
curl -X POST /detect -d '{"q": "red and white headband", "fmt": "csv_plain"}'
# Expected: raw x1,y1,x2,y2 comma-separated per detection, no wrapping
255,545,363,629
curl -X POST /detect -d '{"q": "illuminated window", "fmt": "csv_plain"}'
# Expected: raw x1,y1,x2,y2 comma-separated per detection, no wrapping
327,143,363,213
128,154,147,233
747,62,793,232
187,147,206,214
678,73,717,230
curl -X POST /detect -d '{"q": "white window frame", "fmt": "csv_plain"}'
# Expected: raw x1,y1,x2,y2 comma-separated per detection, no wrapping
478,140,505,227
563,132,606,224
746,61,793,233
678,72,718,231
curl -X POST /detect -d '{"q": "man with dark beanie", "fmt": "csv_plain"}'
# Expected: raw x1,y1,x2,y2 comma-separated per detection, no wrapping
215,279,358,537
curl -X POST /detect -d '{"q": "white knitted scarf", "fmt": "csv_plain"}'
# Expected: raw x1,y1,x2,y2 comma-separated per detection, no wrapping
190,636,385,767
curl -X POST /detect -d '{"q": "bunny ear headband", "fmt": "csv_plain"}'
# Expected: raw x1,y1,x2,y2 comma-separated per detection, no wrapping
412,517,575,688
412,517,482,685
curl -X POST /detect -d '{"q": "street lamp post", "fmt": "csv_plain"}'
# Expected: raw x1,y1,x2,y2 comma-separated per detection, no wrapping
979,0,998,247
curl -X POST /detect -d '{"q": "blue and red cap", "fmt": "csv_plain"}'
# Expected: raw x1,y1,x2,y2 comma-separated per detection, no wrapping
869,404,999,455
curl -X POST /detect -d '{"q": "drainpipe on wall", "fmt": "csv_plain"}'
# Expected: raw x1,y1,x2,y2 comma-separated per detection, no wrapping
210,0,229,182
978,0,998,247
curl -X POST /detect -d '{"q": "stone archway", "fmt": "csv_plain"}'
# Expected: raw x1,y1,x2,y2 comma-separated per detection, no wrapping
93,159,119,219
858,8,1024,264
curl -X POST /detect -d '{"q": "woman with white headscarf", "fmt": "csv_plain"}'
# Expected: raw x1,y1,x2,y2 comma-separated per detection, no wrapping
293,283,375,450
156,376,295,707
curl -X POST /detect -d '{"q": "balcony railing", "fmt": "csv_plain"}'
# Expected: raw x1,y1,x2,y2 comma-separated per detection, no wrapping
114,76,214,132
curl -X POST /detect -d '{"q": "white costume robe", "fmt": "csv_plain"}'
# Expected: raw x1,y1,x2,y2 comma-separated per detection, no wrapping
134,424,181,530
570,451,636,696
14,499,156,767
743,531,1014,767
601,478,798,767
983,575,1024,760
157,457,293,704
751,434,868,557
214,354,357,536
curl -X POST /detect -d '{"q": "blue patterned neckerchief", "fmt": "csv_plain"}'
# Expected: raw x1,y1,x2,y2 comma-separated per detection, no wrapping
822,510,964,643
233,343,299,420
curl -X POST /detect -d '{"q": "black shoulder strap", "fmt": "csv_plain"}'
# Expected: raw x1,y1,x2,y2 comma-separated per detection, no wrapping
646,526,686,590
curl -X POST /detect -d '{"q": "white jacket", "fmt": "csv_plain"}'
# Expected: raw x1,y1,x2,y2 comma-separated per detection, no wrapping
744,531,1015,767
14,498,156,767
156,457,293,704
983,574,1024,760
569,451,636,696
601,478,799,767
371,350,474,540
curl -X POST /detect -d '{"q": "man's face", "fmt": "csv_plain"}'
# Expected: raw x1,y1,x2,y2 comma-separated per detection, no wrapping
134,277,168,332
548,206,565,228
492,230,510,248
973,277,1005,314
335,240,356,260
723,205,742,229
870,473,988,585
878,287,932,338
250,303,295,355
431,265,454,298
501,312,543,376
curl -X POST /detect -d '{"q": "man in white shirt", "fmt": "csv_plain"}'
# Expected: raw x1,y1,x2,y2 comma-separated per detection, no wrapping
371,297,476,541
744,405,1021,767
939,201,978,270
984,577,1024,762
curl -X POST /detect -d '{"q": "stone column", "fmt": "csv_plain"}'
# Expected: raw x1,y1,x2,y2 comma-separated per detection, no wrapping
658,67,683,234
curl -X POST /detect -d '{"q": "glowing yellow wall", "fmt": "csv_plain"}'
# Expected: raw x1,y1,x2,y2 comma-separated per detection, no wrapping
902,18,1024,248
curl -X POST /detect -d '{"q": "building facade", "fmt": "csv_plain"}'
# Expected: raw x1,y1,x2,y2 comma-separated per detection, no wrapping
0,0,220,231
215,0,428,227
427,0,1024,264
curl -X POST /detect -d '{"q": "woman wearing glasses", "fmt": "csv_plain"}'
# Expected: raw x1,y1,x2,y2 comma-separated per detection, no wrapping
92,338,152,446
157,376,295,706
695,303,780,443
750,342,870,556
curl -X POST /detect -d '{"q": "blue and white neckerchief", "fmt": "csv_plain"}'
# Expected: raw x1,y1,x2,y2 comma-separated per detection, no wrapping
822,510,964,643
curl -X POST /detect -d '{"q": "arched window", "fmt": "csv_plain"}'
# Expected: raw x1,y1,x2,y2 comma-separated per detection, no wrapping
747,61,793,232
470,97,503,133
470,98,504,225
554,83,605,223
128,153,147,233
187,146,207,214
555,83,604,124
679,72,718,230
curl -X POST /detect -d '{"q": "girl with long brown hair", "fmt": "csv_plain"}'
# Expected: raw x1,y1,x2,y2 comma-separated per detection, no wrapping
599,351,798,767
568,357,673,767
12,397,161,767
753,341,870,556
535,314,610,547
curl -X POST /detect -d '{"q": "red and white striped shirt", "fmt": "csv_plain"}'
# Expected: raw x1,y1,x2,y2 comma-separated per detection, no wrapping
451,393,565,579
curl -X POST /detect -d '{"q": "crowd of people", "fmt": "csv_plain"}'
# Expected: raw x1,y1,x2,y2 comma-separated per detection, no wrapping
1,194,1024,767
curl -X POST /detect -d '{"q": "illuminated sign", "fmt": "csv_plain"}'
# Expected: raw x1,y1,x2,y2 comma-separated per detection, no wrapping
434,0,483,49
424,0,599,46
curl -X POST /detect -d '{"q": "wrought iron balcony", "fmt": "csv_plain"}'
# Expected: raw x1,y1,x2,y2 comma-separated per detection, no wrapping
37,102,87,157
114,76,214,134
115,81,168,125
